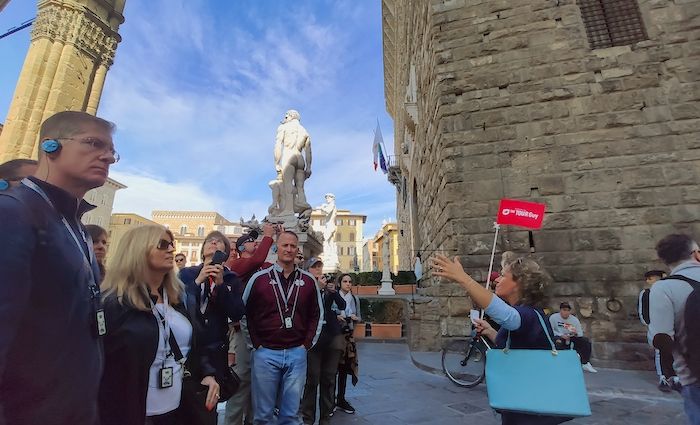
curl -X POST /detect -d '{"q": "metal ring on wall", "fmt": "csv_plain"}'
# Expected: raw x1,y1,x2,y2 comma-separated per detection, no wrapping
606,298,622,313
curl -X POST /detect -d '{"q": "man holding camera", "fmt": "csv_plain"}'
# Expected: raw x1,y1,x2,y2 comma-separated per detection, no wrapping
224,223,276,425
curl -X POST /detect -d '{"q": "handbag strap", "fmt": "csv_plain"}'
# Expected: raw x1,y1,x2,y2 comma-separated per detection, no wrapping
169,329,184,362
505,309,557,353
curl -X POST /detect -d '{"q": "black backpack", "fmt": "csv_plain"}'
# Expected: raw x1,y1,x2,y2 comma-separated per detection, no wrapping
667,274,700,379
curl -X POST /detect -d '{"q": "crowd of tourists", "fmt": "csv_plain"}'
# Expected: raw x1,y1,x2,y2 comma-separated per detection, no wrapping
0,111,362,425
0,110,698,425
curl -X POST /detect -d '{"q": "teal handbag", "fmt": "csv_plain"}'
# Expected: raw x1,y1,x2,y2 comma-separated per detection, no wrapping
485,311,592,417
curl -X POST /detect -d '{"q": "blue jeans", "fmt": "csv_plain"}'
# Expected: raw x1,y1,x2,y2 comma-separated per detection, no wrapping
683,383,700,425
252,346,307,425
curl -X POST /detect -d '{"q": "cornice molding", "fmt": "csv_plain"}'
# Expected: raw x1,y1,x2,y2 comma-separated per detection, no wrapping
31,3,122,67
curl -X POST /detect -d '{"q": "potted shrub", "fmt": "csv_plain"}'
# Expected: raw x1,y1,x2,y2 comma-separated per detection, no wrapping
369,323,402,339
352,323,365,339
360,299,404,339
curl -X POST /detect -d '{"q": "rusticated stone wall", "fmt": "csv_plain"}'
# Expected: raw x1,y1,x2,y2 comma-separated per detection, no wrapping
383,0,700,368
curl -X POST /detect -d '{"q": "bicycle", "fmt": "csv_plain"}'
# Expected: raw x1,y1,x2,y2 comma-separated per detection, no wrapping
441,324,491,388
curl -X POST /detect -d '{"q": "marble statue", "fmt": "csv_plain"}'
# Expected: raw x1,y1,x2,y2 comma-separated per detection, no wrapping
268,110,312,220
318,193,339,271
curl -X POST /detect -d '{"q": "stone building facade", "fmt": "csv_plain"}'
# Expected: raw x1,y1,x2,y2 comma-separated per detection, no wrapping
372,222,401,274
81,177,126,228
383,0,700,368
107,212,157,262
151,210,244,267
310,209,367,272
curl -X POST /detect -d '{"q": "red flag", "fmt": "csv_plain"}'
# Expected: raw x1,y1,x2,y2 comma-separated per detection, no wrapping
496,199,546,229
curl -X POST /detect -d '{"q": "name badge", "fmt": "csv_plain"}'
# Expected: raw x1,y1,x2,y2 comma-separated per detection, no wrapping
294,279,305,287
284,317,293,329
96,309,107,336
159,367,174,388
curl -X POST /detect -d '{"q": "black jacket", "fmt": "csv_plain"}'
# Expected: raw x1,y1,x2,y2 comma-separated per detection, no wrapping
179,265,244,351
179,265,244,385
98,294,216,425
316,290,347,348
0,178,103,425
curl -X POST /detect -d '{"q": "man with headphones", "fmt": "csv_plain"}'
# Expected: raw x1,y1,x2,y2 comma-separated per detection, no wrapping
0,111,118,425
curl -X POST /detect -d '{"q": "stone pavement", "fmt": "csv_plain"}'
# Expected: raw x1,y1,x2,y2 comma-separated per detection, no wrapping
219,341,685,424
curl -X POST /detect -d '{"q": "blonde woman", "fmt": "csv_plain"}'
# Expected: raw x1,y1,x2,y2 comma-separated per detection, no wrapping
98,225,219,425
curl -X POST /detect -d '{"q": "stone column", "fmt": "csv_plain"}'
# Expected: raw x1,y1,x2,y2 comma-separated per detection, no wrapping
22,39,67,155
86,62,109,114
378,229,395,295
0,0,124,162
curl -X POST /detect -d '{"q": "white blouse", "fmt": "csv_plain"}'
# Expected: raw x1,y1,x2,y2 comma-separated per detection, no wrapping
146,304,192,416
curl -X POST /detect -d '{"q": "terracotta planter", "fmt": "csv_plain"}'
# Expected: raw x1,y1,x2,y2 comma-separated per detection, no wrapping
394,284,416,295
369,323,402,339
353,285,379,295
353,323,365,339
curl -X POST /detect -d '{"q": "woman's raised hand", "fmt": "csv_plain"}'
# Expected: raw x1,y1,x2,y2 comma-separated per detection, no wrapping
431,255,468,283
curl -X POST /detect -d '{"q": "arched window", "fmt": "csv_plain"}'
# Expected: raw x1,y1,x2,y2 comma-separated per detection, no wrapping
180,225,188,235
197,225,205,237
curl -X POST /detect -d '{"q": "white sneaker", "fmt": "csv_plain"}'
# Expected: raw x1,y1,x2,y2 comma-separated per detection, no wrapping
582,362,598,373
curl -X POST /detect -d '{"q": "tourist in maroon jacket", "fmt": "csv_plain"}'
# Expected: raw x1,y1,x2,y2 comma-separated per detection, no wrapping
243,230,323,425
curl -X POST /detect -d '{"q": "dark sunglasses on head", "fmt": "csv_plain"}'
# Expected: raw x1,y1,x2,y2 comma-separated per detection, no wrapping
157,239,175,250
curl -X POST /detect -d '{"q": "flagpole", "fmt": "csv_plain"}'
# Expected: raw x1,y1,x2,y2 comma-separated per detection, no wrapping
481,222,500,319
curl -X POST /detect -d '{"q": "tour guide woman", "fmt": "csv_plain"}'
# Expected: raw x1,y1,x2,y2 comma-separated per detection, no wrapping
98,225,220,425
432,253,569,425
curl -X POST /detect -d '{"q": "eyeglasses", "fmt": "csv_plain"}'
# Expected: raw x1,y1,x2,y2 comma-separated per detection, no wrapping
157,239,175,250
175,257,185,262
59,137,120,162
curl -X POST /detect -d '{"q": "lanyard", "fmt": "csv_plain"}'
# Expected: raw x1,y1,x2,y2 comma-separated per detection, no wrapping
270,269,301,326
149,289,172,364
22,178,93,264
22,178,98,290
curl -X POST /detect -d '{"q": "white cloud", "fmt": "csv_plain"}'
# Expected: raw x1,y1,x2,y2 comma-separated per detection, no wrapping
109,170,224,218
99,1,395,236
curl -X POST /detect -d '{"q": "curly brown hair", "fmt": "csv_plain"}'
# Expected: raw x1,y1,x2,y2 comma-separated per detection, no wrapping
504,257,551,308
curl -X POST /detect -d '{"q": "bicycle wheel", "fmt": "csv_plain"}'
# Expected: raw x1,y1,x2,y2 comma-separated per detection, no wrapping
441,339,486,388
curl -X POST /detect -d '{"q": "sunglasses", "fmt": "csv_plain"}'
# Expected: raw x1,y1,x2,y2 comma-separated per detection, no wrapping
157,239,175,250
175,257,185,262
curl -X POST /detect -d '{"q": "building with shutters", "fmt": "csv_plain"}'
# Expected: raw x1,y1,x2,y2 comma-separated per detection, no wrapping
310,209,367,272
107,213,158,262
151,211,244,267
82,178,127,228
383,0,700,368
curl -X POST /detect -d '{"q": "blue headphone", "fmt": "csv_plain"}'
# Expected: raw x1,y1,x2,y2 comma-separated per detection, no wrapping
41,139,61,154
0,179,9,191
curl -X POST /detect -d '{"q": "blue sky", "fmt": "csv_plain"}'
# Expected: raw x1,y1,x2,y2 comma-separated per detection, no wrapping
0,0,396,238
